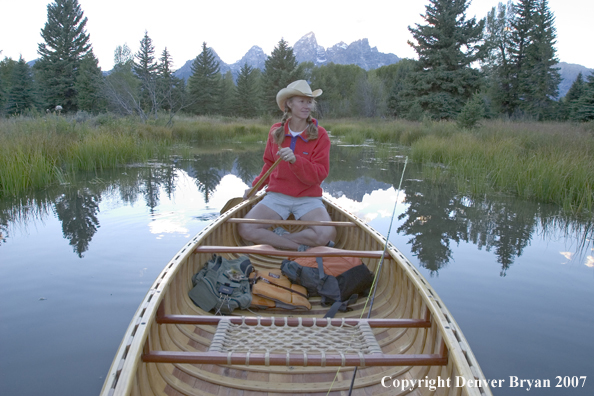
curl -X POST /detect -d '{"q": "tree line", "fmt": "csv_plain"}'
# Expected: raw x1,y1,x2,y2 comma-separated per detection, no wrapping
0,0,593,123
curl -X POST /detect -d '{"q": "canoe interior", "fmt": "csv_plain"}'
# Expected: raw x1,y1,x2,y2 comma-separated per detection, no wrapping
101,195,492,396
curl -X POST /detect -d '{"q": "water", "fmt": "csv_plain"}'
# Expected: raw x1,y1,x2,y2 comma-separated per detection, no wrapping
0,145,592,396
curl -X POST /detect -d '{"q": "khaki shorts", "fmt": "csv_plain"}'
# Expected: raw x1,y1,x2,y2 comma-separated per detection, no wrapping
259,192,325,220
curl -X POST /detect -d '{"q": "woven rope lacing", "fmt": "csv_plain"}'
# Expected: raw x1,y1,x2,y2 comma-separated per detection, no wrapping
208,317,382,366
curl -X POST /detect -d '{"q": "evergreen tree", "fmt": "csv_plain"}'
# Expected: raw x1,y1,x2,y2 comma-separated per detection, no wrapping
562,72,584,120
508,0,535,112
134,31,159,115
234,63,260,117
399,0,485,119
6,56,38,115
219,70,236,116
156,48,188,124
518,0,560,119
573,73,594,121
158,47,174,112
375,59,416,117
158,47,173,79
75,51,104,113
134,31,158,79
457,93,485,129
0,56,18,115
35,0,92,112
188,42,221,115
262,39,303,114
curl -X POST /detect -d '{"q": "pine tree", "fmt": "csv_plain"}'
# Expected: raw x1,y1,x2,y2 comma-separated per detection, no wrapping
6,56,38,115
158,47,174,112
457,93,485,129
505,0,561,119
399,0,485,119
35,0,92,112
134,31,159,115
0,56,18,115
518,0,560,119
156,47,188,123
188,42,221,115
75,51,104,113
562,72,584,120
158,48,173,79
508,0,535,111
262,39,303,114
219,70,236,116
234,63,261,117
573,73,594,121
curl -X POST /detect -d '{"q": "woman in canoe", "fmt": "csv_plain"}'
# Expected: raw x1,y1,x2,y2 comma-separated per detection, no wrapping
237,80,336,251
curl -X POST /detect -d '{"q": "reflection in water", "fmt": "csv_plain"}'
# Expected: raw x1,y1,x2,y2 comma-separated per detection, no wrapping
53,188,100,257
0,145,592,274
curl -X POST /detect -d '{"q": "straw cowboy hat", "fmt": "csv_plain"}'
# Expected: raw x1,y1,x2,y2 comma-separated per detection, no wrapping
276,80,323,111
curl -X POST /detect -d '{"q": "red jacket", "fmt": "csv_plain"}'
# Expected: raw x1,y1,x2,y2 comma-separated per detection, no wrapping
252,119,330,197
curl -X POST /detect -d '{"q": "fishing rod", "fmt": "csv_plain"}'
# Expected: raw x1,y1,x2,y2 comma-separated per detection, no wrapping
347,156,408,396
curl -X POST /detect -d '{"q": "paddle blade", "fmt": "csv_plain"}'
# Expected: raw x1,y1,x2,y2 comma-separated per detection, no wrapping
220,197,244,214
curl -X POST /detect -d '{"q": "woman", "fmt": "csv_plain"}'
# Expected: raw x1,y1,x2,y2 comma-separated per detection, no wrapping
237,80,336,251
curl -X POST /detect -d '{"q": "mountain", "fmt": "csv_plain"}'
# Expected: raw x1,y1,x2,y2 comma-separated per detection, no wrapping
294,32,400,70
173,32,400,81
557,62,594,98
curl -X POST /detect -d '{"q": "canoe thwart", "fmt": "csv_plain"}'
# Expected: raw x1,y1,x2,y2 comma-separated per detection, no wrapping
226,218,357,227
194,244,385,258
156,314,432,328
141,350,448,367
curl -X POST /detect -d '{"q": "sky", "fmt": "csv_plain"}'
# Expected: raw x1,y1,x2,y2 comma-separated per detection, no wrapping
1,0,593,72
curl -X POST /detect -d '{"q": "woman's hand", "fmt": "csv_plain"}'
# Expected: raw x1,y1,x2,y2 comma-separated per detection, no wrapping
243,187,253,199
277,147,296,164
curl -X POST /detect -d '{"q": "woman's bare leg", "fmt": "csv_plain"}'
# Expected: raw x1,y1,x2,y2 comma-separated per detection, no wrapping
237,203,301,250
282,207,336,247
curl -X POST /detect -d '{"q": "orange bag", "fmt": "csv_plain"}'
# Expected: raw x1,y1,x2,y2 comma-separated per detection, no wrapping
250,269,311,310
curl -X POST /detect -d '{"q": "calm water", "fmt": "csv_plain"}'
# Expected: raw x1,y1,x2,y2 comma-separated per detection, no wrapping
0,144,592,396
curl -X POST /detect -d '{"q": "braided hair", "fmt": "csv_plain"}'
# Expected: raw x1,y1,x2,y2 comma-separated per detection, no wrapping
272,97,318,146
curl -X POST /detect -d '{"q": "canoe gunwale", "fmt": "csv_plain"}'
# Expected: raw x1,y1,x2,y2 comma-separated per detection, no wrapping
100,193,492,396
324,197,491,395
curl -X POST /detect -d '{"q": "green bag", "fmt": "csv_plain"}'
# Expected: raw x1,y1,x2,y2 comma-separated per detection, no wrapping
188,254,253,314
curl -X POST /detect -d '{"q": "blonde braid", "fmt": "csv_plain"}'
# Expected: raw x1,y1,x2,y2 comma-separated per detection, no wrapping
273,108,291,146
305,114,319,140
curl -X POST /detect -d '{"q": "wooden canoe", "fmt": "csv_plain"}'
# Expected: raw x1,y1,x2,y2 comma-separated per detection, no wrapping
100,194,492,396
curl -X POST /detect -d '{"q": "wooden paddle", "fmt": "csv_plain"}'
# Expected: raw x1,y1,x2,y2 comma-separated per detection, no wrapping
220,157,282,214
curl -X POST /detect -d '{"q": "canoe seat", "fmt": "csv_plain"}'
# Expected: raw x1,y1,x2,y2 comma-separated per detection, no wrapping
206,316,382,366
143,315,448,367
194,244,385,258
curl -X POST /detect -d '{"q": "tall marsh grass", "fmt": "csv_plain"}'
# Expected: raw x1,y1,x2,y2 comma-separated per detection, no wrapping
409,120,594,215
0,115,269,196
3,115,593,216
328,118,594,215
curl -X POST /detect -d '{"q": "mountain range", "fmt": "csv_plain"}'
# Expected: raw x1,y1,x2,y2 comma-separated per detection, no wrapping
174,32,399,81
172,31,592,99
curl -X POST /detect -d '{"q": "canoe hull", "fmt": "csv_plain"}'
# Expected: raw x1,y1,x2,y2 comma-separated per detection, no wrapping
101,194,492,396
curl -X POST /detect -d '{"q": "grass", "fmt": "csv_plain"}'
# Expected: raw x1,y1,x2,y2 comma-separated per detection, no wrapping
0,114,271,197
326,117,593,215
2,114,593,216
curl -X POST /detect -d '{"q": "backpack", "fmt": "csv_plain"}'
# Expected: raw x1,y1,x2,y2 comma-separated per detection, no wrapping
188,254,253,314
280,256,375,317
